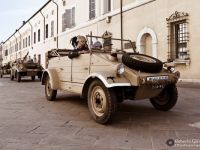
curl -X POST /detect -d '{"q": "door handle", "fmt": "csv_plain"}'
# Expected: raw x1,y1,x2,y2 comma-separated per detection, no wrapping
84,67,89,70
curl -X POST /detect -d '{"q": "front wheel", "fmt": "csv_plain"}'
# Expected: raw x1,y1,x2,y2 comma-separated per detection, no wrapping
45,76,57,101
150,84,178,111
10,74,14,80
87,80,117,124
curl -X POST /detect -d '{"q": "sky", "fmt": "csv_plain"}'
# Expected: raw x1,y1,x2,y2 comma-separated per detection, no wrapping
0,0,48,42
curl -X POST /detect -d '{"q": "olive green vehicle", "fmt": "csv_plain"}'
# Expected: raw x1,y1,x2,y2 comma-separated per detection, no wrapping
42,35,180,124
0,62,11,78
10,59,43,82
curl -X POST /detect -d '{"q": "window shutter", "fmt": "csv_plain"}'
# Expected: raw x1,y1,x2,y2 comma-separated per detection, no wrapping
51,21,54,37
65,9,72,28
89,0,95,19
62,8,75,32
72,7,75,27
46,24,48,39
104,0,111,14
62,13,66,32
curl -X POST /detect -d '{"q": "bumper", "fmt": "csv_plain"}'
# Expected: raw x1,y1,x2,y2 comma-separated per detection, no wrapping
19,70,43,76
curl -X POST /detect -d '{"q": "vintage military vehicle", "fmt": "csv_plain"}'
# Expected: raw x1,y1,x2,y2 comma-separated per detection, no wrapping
10,58,43,82
41,35,180,124
0,62,11,78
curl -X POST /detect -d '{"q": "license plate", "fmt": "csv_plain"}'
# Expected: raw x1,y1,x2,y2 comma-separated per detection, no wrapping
147,76,169,82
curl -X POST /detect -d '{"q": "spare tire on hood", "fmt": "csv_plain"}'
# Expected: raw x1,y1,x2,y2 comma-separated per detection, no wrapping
122,53,163,73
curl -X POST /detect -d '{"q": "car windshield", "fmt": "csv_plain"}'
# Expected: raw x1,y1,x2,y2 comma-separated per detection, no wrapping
47,35,136,59
86,35,136,53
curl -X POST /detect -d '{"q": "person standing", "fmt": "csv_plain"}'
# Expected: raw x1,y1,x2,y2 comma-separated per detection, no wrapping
33,54,37,63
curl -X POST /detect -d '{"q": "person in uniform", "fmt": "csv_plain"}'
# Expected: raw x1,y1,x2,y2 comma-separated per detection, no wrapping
92,41,102,50
103,40,118,61
68,36,89,59
33,54,37,63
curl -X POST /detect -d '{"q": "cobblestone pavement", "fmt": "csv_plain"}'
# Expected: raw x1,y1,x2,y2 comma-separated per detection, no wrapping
0,76,200,150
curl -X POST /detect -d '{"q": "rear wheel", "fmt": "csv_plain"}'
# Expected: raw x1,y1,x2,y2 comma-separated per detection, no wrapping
31,76,35,81
150,84,178,111
17,72,21,82
10,74,14,80
87,80,117,124
45,76,57,101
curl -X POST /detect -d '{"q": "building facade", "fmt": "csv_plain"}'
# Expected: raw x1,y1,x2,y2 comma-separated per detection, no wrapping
1,0,200,82
0,42,2,67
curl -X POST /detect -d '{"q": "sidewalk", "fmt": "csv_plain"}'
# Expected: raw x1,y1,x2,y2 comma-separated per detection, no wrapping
177,81,200,89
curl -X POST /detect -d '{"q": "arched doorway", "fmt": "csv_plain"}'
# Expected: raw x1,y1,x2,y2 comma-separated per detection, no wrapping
136,27,158,58
141,33,152,56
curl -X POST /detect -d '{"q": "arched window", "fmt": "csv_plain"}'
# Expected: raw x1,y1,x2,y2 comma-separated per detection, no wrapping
136,27,158,58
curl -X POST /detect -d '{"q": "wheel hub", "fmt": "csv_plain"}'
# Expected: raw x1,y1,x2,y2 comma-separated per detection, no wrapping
95,92,103,109
91,86,107,117
46,80,52,96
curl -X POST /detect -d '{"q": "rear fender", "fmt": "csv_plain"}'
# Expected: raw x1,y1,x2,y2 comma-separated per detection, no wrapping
41,69,59,90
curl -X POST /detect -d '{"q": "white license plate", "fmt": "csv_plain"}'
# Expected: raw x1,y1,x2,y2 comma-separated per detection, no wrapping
147,76,169,82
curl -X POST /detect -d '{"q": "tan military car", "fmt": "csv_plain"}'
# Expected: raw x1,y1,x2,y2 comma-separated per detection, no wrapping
10,59,43,82
42,35,180,124
0,62,11,78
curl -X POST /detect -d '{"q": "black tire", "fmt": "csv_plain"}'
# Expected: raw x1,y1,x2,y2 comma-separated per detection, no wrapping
122,53,163,73
10,74,14,80
31,76,35,81
38,74,42,81
0,73,3,78
150,84,178,111
45,75,57,101
87,80,117,124
17,72,21,82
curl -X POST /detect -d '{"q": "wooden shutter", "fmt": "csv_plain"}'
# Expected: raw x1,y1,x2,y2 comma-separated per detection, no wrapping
72,7,75,27
65,9,72,28
104,0,111,13
51,21,54,37
89,0,95,19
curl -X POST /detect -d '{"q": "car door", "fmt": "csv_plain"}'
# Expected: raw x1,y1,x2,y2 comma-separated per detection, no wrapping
49,56,72,90
71,53,90,83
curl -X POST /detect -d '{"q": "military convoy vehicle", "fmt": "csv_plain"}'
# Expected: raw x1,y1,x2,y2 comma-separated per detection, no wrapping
41,35,180,124
10,59,43,82
0,62,11,78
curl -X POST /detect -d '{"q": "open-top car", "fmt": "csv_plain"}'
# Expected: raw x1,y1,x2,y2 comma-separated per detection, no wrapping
41,35,180,124
10,58,43,82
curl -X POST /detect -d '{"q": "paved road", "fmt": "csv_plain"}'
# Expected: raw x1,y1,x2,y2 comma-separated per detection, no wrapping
0,76,200,150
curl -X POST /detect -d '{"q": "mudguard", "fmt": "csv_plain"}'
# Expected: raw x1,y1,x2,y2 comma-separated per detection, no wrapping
41,69,60,90
84,73,131,88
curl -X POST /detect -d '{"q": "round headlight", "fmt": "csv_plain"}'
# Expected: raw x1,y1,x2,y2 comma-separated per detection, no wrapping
116,64,125,75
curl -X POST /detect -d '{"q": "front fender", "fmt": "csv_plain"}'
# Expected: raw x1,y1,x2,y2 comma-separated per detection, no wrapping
41,69,59,90
85,73,131,88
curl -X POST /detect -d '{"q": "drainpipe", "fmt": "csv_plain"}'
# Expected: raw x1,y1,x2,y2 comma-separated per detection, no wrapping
13,34,17,59
120,0,123,50
52,0,59,48
40,11,46,43
9,40,11,61
28,21,33,48
17,30,22,58
13,34,17,51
